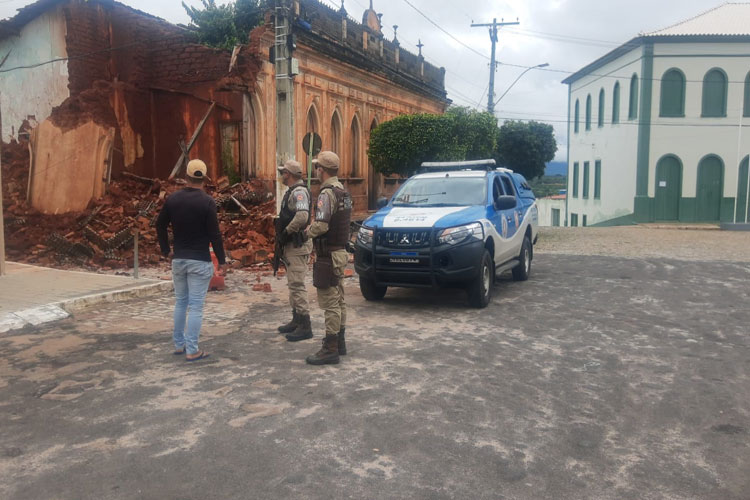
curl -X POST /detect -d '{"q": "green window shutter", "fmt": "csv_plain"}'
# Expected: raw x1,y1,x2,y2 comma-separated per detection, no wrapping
629,74,639,120
612,82,620,124
582,215,587,227
583,161,590,198
585,95,592,130
659,69,685,117
702,69,727,117
736,156,749,222
598,89,605,127
744,73,750,117
594,160,601,199
570,213,578,227
575,100,580,133
572,162,579,198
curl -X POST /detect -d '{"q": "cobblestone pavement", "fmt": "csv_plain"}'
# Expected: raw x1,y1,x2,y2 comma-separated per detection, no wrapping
536,226,750,261
1,229,749,499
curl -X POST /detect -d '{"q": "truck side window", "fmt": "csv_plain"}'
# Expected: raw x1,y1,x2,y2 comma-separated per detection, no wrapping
493,178,503,201
500,175,516,196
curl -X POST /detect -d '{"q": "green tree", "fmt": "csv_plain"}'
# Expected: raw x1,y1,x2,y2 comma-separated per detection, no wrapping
182,0,266,49
494,120,557,180
367,106,497,177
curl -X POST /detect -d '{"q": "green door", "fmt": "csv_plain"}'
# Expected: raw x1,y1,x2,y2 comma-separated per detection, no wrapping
736,157,749,223
696,156,724,222
655,156,681,220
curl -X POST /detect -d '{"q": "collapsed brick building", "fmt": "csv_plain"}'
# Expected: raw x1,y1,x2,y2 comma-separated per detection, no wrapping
1,0,448,215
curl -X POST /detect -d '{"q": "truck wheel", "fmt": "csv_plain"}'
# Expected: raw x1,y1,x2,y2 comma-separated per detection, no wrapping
512,237,532,281
467,249,493,308
360,276,387,300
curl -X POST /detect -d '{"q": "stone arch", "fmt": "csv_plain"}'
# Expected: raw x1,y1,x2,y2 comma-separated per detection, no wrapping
330,107,343,159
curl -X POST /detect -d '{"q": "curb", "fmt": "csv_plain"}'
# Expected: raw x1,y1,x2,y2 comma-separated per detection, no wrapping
0,280,173,334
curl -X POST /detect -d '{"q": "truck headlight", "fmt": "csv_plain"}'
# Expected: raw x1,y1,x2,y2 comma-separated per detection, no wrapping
357,226,374,246
437,222,483,246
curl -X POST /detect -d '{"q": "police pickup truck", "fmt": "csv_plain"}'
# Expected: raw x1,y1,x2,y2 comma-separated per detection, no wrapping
354,160,538,308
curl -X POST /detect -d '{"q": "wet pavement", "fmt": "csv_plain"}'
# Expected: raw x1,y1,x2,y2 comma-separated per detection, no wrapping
1,253,749,499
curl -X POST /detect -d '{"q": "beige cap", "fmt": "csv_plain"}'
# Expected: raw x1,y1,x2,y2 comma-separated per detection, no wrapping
277,159,303,177
186,159,207,179
312,151,339,171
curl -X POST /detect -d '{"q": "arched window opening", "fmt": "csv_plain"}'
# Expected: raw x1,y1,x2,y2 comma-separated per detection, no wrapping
306,105,319,134
574,99,580,133
585,94,591,131
350,115,361,177
660,69,686,117
612,82,620,124
702,68,727,117
629,74,639,120
598,88,605,127
330,109,342,158
744,73,750,117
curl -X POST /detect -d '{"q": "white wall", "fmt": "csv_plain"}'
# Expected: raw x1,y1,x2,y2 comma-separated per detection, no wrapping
0,7,69,142
537,197,565,226
567,46,642,225
650,43,750,198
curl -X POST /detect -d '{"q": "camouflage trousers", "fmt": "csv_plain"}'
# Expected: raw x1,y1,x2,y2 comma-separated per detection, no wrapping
316,249,348,335
283,252,310,315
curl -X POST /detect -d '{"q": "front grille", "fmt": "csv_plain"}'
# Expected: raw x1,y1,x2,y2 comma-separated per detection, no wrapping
377,229,431,248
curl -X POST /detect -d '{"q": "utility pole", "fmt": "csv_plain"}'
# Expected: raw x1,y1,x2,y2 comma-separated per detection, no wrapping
0,96,5,276
274,0,297,212
471,18,519,115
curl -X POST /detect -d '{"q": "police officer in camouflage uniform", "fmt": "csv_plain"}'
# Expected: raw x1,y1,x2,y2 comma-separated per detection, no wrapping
275,160,314,342
305,151,352,365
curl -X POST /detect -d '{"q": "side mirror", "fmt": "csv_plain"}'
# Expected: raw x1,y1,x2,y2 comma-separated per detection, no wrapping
494,195,516,211
376,196,388,209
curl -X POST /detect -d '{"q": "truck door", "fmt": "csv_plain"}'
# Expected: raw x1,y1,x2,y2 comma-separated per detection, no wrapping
498,173,521,261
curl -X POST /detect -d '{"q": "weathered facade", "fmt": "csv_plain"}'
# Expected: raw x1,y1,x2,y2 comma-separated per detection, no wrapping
0,0,448,214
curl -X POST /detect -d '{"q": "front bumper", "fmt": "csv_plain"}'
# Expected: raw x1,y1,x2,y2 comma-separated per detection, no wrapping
354,229,485,288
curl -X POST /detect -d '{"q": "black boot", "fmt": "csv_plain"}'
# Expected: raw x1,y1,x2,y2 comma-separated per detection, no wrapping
306,334,340,365
285,314,313,342
277,309,299,334
338,327,347,355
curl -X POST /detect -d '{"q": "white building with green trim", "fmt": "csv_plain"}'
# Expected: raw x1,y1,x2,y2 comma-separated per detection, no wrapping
563,3,750,226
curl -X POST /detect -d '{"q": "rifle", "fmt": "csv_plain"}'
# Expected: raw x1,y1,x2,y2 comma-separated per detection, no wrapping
273,217,283,276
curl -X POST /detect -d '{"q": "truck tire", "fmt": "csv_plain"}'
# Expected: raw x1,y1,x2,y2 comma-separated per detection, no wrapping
360,276,387,301
512,236,532,281
467,249,493,308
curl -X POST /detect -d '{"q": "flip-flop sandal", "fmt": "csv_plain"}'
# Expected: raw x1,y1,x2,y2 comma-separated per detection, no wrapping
186,351,209,362
173,348,186,355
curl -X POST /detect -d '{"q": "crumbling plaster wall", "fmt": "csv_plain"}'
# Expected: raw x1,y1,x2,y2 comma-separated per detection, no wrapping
0,6,70,142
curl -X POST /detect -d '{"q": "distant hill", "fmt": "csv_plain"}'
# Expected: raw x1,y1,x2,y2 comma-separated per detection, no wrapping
545,161,567,177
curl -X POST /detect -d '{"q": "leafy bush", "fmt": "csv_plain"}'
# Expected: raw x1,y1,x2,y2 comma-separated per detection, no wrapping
182,0,267,49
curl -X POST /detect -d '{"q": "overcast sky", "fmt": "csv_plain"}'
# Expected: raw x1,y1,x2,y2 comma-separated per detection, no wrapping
0,0,734,161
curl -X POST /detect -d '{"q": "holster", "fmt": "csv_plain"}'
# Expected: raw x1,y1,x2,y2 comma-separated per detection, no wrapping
313,237,329,257
313,256,339,289
292,231,308,248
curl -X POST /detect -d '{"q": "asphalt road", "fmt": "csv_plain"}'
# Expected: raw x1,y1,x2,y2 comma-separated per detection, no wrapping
1,253,749,499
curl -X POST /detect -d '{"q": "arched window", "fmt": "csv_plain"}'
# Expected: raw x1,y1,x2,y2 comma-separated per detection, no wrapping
660,69,685,117
612,82,620,124
306,105,319,134
629,74,639,120
330,109,342,162
743,72,750,117
350,115,361,177
585,94,591,131
598,88,605,127
574,99,580,133
702,68,727,117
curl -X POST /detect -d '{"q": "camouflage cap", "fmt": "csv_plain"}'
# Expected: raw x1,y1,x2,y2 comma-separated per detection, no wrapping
277,159,303,177
312,151,339,171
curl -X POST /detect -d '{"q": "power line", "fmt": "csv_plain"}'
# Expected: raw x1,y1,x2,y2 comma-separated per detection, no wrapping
401,0,491,61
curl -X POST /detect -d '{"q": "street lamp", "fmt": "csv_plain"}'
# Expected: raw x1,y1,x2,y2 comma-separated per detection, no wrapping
493,63,549,108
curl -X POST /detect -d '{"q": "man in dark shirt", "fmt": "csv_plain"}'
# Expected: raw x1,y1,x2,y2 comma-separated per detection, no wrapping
157,159,226,362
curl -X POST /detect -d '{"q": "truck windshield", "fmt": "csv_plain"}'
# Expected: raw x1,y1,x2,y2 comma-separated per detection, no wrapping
392,177,487,207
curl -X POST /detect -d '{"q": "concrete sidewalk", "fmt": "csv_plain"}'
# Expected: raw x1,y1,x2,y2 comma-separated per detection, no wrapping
0,262,172,333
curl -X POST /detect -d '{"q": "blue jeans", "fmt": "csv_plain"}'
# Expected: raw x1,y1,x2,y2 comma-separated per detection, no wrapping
171,259,215,355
